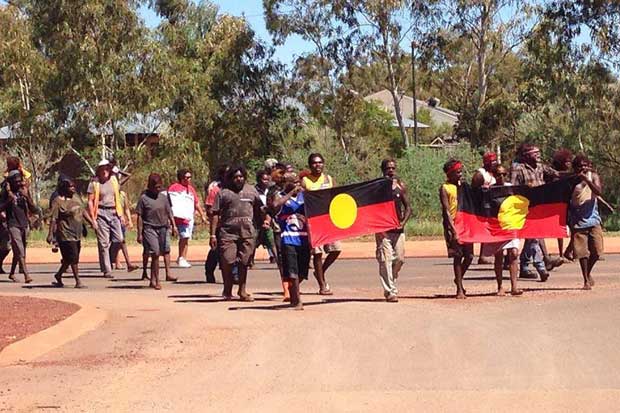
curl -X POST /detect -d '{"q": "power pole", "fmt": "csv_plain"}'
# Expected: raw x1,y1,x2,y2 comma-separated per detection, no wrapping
411,40,418,146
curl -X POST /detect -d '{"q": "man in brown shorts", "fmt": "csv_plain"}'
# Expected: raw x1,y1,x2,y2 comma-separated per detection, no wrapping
569,155,604,290
210,165,266,301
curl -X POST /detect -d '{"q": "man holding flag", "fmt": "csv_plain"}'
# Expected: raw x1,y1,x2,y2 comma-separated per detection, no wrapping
375,159,411,302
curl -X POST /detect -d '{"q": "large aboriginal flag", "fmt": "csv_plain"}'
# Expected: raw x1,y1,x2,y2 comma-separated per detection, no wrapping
305,178,400,247
455,177,579,243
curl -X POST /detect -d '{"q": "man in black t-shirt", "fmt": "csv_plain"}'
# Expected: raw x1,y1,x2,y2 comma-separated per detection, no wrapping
0,171,37,283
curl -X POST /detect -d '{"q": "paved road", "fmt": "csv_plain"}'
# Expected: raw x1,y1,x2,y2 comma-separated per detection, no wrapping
1,256,620,412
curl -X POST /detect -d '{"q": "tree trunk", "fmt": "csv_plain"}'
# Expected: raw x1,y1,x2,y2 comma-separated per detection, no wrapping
382,26,409,147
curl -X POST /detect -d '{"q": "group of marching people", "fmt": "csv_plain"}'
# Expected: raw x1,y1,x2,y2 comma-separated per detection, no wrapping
0,141,606,305
440,143,605,298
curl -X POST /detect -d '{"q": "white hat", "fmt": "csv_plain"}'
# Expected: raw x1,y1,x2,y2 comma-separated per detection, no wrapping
97,159,110,168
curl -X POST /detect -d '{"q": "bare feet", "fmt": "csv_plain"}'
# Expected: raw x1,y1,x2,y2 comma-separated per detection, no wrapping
24,276,32,284
497,288,506,297
456,291,467,299
141,273,150,281
222,294,234,301
75,283,86,289
8,274,16,282
127,264,139,272
165,276,178,282
510,289,523,296
282,297,291,302
588,276,595,286
52,281,64,288
583,283,592,290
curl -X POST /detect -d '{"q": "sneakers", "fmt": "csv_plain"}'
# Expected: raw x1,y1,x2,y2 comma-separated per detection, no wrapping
177,257,192,268
519,270,537,279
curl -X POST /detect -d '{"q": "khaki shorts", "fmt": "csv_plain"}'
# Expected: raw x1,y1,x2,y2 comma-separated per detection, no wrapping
311,241,342,255
572,225,604,260
219,237,256,266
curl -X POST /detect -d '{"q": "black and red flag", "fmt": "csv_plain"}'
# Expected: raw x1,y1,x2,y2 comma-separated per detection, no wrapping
455,177,579,243
304,178,400,247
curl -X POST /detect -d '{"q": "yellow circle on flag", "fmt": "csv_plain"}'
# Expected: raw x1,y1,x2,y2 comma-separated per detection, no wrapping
498,195,529,230
329,193,357,229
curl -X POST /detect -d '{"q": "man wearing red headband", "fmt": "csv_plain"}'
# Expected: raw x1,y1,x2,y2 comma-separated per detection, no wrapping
440,159,473,299
472,152,499,265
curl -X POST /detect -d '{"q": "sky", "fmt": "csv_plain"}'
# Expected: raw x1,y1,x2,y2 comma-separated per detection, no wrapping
139,0,313,66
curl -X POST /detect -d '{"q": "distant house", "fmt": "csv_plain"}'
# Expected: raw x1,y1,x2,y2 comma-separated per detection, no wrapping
364,89,459,132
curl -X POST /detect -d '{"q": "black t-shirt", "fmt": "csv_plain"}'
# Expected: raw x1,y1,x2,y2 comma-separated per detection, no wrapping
136,190,172,227
0,189,31,229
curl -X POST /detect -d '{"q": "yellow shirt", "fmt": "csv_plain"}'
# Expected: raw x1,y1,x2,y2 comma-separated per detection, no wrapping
302,174,333,191
442,183,458,219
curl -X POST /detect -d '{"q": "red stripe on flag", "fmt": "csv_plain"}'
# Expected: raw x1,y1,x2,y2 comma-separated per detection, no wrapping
456,202,569,243
307,200,399,247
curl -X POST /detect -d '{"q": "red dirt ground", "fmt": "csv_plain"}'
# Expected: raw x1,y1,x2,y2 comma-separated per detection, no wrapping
0,296,80,352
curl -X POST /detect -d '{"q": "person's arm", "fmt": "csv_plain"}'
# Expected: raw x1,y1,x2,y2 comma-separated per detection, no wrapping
88,192,97,223
167,200,178,238
192,186,207,224
209,192,221,249
510,165,521,186
47,200,58,244
271,186,301,210
398,180,412,228
123,196,133,230
136,214,143,244
82,208,96,229
581,171,603,197
439,185,457,237
209,214,219,249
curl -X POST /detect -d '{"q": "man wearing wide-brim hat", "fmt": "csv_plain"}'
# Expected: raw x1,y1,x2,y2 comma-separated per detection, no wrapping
87,159,125,278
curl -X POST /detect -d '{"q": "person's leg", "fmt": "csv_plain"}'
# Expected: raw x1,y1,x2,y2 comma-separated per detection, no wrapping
237,238,255,301
585,226,603,287
71,264,83,288
53,263,69,287
519,239,534,276
205,248,218,282
110,241,121,269
392,233,405,280
96,212,114,277
453,255,466,299
557,238,564,256
312,251,327,291
494,249,505,295
462,244,473,276
264,228,276,263
321,249,340,274
507,248,521,295
141,251,149,280
531,239,549,281
163,253,172,280
150,253,161,289
579,257,591,289
376,234,397,300
178,237,188,260
120,241,138,271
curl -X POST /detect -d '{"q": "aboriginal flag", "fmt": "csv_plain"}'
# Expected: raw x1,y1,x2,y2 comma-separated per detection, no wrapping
305,178,400,248
455,177,579,243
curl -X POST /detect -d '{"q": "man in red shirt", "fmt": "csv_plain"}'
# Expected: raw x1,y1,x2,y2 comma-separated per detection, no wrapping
168,168,207,269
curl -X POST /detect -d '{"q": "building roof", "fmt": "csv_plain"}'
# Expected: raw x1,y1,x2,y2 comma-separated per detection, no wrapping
364,89,459,128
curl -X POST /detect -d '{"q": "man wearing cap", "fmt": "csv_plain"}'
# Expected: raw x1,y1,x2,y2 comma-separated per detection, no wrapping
510,143,562,281
87,160,124,278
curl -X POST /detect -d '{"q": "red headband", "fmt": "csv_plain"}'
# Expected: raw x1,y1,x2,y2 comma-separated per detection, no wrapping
483,152,497,163
447,162,462,175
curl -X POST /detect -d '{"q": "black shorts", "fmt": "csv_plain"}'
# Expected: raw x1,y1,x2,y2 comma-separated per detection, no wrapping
281,243,311,280
142,226,170,256
59,241,81,265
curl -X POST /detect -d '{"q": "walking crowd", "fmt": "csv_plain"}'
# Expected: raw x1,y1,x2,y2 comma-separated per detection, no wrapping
0,143,607,309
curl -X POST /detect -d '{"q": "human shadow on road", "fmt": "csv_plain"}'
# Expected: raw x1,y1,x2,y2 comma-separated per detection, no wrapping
107,285,151,289
227,297,385,311
464,276,510,281
399,292,499,299
174,280,223,285
22,284,64,289
522,286,584,292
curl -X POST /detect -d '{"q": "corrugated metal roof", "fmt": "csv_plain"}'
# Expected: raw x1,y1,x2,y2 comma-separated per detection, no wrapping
365,89,459,128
